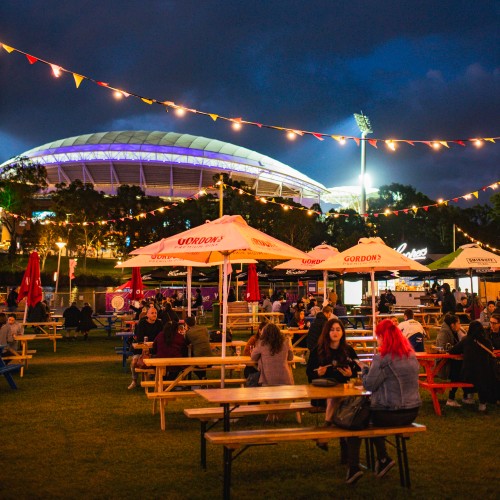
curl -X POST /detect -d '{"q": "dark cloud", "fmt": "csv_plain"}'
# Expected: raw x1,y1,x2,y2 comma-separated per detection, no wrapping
0,0,498,204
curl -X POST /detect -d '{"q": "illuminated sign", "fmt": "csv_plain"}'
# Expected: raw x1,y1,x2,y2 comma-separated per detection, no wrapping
395,243,427,261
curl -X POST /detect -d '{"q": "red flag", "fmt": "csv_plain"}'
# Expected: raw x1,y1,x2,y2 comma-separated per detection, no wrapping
129,267,144,301
245,264,260,302
17,251,43,307
69,259,77,280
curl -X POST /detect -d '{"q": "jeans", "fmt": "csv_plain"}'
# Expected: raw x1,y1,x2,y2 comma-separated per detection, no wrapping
347,407,420,467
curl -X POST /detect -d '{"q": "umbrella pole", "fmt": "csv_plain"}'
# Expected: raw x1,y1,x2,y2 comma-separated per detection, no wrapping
23,301,28,323
323,270,328,305
221,253,230,387
187,266,192,317
370,269,377,352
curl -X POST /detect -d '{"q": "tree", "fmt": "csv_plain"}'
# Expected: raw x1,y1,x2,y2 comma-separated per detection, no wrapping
0,156,48,258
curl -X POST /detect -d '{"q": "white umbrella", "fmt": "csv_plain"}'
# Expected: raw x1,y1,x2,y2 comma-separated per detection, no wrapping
131,215,308,383
116,254,256,317
274,244,339,304
311,237,430,336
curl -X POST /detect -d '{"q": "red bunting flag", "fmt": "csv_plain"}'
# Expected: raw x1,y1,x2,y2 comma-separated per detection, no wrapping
368,139,378,148
312,133,324,141
25,54,38,64
352,138,360,146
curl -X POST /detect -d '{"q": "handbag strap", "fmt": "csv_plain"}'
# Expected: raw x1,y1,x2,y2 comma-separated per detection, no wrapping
474,339,496,358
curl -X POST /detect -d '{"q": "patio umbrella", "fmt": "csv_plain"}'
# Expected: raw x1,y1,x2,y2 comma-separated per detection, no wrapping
131,214,307,382
117,253,256,316
17,251,43,322
428,244,500,312
311,237,430,336
245,263,260,302
274,243,339,304
130,267,144,302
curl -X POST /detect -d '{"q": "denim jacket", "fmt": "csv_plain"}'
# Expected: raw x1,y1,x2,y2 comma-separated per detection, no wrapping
362,353,421,411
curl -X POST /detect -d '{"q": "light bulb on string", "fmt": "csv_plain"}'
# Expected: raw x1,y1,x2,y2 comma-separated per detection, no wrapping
50,64,61,77
339,137,346,145
385,140,396,151
232,122,242,131
473,139,483,148
287,131,297,140
175,107,186,117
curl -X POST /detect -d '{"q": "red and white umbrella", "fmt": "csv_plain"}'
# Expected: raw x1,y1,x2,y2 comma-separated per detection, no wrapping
117,253,256,316
274,243,339,304
312,237,429,335
131,215,307,379
17,251,43,322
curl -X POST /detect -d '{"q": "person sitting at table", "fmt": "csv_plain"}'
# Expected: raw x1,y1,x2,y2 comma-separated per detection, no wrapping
440,283,456,315
306,318,360,456
479,301,496,329
250,323,293,387
436,314,473,407
27,300,49,323
466,294,483,321
128,307,163,390
449,320,498,412
261,295,272,313
185,315,212,380
76,303,96,341
0,313,23,354
398,309,425,352
289,309,309,347
377,290,390,313
307,298,321,317
271,296,284,313
486,313,500,349
63,302,80,340
130,300,148,321
333,299,347,317
159,300,179,325
389,316,399,327
455,296,471,323
344,319,421,484
0,313,9,359
153,321,188,381
243,320,267,385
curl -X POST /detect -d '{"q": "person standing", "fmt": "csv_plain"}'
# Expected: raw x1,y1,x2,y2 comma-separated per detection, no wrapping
6,287,18,312
440,283,456,315
128,307,163,389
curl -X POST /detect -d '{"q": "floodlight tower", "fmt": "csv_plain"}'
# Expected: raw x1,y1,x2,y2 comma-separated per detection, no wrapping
354,112,373,216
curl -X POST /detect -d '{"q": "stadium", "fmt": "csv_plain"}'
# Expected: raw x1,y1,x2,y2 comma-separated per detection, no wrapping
2,130,329,204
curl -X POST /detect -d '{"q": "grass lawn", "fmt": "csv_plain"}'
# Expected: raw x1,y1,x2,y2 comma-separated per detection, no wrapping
0,328,498,500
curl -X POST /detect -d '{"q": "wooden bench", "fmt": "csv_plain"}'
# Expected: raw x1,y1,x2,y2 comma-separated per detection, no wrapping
185,402,315,469
206,423,426,498
419,381,474,416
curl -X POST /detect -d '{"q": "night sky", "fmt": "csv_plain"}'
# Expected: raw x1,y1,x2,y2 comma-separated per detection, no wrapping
0,1,498,203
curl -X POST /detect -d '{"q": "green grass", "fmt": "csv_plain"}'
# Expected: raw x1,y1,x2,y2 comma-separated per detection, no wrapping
0,328,498,499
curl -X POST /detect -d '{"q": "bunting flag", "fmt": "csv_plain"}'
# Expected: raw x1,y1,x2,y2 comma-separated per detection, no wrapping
69,259,77,279
0,39,498,148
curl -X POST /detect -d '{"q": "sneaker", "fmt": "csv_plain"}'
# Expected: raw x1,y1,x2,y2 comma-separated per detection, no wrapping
462,398,475,405
127,380,137,390
375,456,395,478
345,467,364,484
478,403,487,412
446,399,462,407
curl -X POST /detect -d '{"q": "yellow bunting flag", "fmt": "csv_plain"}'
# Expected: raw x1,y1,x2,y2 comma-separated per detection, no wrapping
141,98,153,105
73,73,84,88
209,114,219,121
472,191,479,198
439,141,450,148
485,138,496,143
2,44,15,53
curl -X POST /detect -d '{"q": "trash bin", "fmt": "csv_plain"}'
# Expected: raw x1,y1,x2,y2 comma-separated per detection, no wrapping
212,302,220,329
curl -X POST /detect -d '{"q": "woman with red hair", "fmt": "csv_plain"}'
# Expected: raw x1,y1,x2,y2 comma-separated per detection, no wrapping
344,319,421,484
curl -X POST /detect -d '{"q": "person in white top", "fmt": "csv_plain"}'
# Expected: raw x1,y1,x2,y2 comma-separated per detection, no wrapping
398,309,425,352
272,297,284,313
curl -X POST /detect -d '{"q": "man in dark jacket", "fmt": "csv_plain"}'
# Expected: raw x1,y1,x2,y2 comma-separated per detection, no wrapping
63,302,81,340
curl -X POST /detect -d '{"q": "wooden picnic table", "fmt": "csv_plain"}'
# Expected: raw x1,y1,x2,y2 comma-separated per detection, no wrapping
225,312,283,330
3,334,37,377
93,314,122,337
337,315,369,329
22,322,62,352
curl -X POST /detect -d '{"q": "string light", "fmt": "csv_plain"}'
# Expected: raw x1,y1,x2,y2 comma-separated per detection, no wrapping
1,40,497,149
232,122,242,131
456,226,499,253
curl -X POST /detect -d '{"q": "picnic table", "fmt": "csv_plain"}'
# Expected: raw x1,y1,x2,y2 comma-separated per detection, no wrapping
0,345,23,389
22,322,62,352
115,332,134,370
414,352,495,415
225,312,283,330
93,314,122,337
337,315,369,329
2,334,37,377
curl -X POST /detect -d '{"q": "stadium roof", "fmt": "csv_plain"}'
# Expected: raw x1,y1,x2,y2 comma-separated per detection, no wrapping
2,131,328,203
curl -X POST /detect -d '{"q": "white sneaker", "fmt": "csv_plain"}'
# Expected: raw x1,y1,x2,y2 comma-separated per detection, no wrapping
446,399,461,407
462,398,475,405
128,380,137,390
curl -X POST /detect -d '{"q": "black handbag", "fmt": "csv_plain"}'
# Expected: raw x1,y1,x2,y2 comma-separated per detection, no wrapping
332,396,371,430
312,378,338,387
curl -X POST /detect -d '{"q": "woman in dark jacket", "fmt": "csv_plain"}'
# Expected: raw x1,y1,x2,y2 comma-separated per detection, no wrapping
153,322,188,380
449,320,498,412
77,303,96,340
